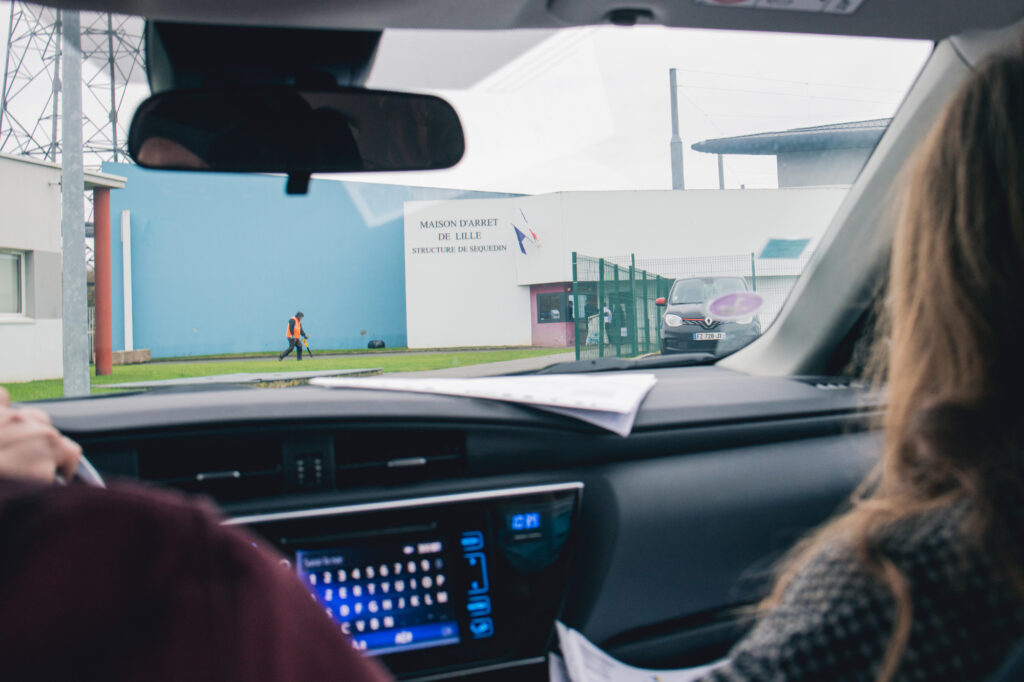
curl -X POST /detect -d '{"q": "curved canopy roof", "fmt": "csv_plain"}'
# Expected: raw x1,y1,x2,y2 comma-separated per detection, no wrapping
691,118,891,155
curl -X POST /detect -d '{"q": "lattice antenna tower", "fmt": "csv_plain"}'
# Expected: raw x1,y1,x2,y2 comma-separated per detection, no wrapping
0,2,145,169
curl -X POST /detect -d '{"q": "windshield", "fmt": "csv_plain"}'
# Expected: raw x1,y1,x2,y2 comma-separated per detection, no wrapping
669,278,746,305
0,7,933,399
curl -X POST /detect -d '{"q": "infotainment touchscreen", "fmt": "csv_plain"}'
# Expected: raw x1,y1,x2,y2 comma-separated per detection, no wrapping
236,483,580,678
295,537,470,656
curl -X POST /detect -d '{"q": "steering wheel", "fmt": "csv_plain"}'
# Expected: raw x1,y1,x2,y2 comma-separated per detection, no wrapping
76,456,106,487
54,455,106,488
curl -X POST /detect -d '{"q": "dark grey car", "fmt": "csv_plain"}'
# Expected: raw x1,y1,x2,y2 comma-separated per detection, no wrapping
657,277,762,356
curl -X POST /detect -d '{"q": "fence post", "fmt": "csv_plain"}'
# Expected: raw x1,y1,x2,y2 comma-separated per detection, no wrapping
572,252,581,361
642,267,650,355
629,254,638,357
613,263,621,357
598,258,605,358
750,252,757,291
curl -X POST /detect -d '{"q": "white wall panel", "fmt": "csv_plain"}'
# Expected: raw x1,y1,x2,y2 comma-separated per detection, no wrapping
0,319,62,382
404,188,847,349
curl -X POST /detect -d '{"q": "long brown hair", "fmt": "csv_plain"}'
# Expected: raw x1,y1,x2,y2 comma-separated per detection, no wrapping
765,52,1024,682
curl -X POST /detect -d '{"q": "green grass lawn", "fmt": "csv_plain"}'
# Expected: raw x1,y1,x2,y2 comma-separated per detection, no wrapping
3,348,566,402
154,345,538,361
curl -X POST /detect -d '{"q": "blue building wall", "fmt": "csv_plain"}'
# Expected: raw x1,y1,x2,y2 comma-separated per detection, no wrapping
103,163,513,358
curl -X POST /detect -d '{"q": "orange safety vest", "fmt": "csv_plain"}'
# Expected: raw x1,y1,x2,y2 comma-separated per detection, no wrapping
287,316,302,339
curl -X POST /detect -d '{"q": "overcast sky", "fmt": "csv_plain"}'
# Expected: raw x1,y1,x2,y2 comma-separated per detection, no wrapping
355,26,932,193
0,5,933,195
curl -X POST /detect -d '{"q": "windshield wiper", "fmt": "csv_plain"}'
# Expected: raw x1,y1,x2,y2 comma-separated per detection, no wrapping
514,352,718,375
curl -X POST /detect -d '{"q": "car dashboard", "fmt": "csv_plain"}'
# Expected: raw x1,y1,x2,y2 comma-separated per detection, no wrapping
39,366,880,680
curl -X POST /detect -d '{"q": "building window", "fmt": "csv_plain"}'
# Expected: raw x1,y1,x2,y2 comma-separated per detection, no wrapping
0,251,24,316
537,292,573,323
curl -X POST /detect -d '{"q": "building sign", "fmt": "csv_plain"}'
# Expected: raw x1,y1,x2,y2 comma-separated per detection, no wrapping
759,237,810,259
409,217,509,256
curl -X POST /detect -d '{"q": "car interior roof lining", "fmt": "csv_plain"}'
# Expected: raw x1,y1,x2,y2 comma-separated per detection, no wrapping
35,0,1024,41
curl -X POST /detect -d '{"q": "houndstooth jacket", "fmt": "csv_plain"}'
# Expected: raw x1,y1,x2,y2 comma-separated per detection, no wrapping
701,502,1024,681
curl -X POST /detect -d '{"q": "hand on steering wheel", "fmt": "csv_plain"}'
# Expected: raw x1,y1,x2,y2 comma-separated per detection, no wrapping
0,387,104,487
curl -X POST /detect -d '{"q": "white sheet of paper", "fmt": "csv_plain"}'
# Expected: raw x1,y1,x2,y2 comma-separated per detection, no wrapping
550,653,573,682
556,622,727,682
539,404,641,437
310,373,657,437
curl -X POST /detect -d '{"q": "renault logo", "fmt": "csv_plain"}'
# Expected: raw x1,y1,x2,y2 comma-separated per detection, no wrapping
704,317,714,326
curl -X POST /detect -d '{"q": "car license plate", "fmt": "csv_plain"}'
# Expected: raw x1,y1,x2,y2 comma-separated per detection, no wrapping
693,332,726,341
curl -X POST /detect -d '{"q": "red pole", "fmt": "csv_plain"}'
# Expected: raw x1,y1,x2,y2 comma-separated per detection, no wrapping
94,188,113,375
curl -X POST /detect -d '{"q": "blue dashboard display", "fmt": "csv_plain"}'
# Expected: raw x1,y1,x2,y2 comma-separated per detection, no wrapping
295,540,461,656
509,512,541,531
461,531,495,640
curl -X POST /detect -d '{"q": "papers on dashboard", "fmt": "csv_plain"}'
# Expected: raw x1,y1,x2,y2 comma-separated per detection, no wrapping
554,622,728,682
309,373,657,437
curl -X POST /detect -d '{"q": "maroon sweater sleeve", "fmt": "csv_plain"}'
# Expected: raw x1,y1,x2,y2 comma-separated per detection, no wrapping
0,477,394,682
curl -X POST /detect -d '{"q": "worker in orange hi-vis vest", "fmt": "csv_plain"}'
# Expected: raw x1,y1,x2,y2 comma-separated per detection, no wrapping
278,311,309,361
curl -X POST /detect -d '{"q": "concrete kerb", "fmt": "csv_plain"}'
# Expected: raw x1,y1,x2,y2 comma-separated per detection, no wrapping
100,368,382,389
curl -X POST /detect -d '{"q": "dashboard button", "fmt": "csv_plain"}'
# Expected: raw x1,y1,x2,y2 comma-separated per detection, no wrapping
469,618,494,639
461,531,484,551
467,595,492,616
464,552,489,594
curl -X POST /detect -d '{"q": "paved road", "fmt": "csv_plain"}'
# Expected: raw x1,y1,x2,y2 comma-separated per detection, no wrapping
102,368,382,389
403,352,575,377
153,348,543,365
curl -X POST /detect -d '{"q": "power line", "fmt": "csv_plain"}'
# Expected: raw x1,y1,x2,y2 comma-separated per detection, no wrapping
676,87,725,137
676,82,896,106
671,67,908,94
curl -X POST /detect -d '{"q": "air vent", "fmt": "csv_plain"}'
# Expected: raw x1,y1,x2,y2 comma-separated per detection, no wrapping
136,433,284,501
815,381,853,390
334,429,466,488
795,376,863,391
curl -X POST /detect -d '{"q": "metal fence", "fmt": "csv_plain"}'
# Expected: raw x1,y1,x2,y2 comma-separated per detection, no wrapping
572,252,813,361
571,253,673,361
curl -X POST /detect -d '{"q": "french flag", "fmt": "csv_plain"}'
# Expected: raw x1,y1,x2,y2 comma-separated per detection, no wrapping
512,209,540,254
513,225,529,254
521,209,541,245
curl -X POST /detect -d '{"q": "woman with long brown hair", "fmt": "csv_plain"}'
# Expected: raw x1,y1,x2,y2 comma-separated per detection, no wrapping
701,51,1024,682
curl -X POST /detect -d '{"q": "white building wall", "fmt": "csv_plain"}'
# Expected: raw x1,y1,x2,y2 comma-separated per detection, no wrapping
404,187,847,348
404,199,534,348
777,148,871,188
0,153,64,382
559,188,845,267
1,320,63,382
0,154,62,252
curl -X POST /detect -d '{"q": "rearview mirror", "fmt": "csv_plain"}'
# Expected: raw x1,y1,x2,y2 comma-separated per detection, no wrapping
128,87,465,193
655,297,666,306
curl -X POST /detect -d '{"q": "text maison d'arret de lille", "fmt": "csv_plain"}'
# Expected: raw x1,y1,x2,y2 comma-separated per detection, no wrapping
411,218,509,255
